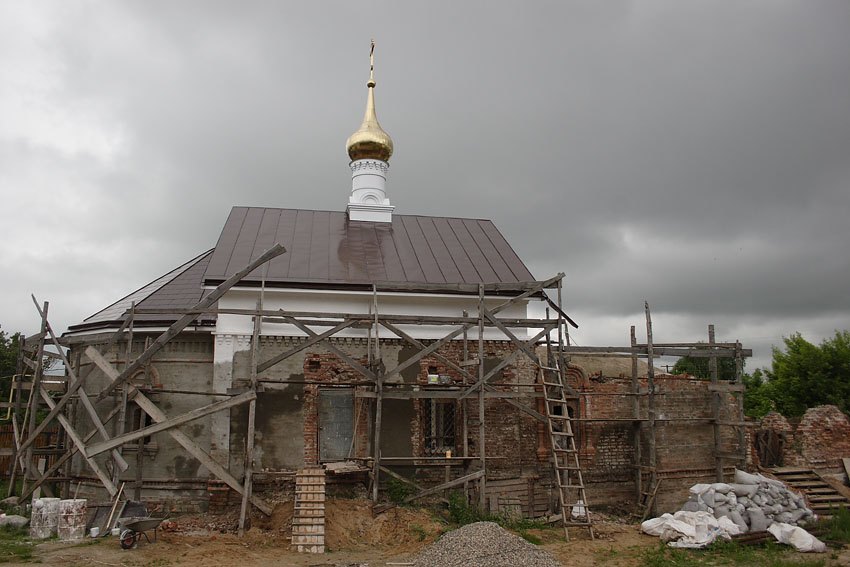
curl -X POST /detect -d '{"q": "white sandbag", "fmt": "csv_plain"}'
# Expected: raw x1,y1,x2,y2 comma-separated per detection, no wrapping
767,522,826,553
730,483,758,497
734,469,761,485
716,515,744,537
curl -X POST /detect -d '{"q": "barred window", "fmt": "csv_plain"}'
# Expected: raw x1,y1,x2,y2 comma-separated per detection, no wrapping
424,400,456,456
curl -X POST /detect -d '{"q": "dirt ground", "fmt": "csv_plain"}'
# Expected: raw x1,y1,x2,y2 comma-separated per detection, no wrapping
17,499,850,567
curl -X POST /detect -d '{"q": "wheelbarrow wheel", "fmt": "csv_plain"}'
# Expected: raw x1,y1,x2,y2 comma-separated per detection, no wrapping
120,529,137,549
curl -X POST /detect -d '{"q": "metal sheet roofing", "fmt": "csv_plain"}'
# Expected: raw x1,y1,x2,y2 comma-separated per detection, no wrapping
69,250,215,332
203,208,535,289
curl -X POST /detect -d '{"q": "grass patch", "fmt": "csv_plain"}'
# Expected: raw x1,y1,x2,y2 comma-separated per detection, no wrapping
0,526,37,563
820,505,850,543
640,539,826,567
409,523,427,541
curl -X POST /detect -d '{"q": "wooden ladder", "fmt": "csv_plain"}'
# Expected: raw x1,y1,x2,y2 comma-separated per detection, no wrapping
291,468,326,553
539,367,594,540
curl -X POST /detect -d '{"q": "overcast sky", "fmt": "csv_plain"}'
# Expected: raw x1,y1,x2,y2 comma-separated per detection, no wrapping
1,1,848,370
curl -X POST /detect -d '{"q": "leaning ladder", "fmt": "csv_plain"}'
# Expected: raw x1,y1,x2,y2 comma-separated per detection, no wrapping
539,366,594,540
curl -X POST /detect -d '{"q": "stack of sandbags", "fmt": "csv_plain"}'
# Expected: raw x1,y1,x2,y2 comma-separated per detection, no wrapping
681,469,815,533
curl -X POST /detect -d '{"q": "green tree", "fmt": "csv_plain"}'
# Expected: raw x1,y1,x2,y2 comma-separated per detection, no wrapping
741,368,775,418
0,329,23,400
764,331,850,417
672,353,739,381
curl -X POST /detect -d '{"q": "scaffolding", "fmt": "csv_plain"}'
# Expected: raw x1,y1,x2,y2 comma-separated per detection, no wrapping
4,243,750,541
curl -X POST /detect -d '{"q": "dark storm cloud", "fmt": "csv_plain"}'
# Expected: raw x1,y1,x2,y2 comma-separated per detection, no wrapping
1,1,848,370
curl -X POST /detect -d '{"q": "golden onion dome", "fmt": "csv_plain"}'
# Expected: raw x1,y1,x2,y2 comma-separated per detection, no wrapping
346,43,393,162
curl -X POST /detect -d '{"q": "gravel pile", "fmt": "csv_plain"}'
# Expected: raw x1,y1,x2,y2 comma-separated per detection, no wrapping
681,469,815,532
413,521,561,567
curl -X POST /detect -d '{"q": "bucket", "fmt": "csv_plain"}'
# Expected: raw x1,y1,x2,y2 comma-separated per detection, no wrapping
58,499,87,540
30,497,60,539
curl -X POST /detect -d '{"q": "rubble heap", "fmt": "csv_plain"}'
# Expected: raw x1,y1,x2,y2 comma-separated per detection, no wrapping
413,521,561,567
681,469,815,532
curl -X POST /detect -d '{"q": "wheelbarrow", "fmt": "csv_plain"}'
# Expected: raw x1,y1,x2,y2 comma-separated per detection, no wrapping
117,516,166,549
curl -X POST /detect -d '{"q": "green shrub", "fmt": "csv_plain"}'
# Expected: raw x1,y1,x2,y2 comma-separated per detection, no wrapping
387,476,415,505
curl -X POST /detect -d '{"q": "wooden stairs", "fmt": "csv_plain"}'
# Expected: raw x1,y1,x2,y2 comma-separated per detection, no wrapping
769,467,850,518
291,468,326,553
539,367,594,540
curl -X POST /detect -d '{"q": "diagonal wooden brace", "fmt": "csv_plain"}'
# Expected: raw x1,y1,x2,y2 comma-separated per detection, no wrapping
32,296,129,472
86,347,273,515
39,387,118,497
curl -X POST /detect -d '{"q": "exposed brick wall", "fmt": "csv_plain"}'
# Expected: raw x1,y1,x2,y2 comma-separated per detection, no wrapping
562,372,744,513
756,405,850,472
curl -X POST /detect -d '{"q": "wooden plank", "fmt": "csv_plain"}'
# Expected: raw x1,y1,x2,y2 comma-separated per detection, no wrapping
403,470,485,503
561,346,752,358
135,307,560,328
86,347,273,515
85,391,256,457
95,243,286,402
355,390,541,399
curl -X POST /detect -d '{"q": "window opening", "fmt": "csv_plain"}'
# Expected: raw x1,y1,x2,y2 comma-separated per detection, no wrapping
424,399,456,456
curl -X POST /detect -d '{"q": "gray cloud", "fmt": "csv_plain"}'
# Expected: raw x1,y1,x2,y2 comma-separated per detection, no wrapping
1,1,848,372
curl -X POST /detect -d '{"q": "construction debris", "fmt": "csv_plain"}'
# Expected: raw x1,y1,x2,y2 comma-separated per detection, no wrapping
412,521,561,567
642,469,825,551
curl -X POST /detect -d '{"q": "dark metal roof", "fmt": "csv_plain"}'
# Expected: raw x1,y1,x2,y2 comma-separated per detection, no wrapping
67,250,215,333
67,208,538,334
204,208,535,290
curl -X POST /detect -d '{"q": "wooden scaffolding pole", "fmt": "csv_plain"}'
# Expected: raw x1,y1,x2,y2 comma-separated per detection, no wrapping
115,302,134,489
477,285,486,511
644,302,657,515
735,342,746,464
709,324,723,482
22,301,49,498
371,285,384,502
238,297,262,536
630,325,642,504
6,332,27,497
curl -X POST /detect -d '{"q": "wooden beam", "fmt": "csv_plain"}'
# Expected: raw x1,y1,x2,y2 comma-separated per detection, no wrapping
85,391,256,457
355,389,541,399
86,348,273,515
134,307,561,328
457,325,552,401
278,314,377,381
18,404,122,502
560,346,752,358
486,385,548,423
32,296,129,472
256,319,357,373
38,388,118,496
482,306,543,364
95,244,286,402
383,326,467,381
379,321,476,383
379,466,449,504
404,470,485,503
